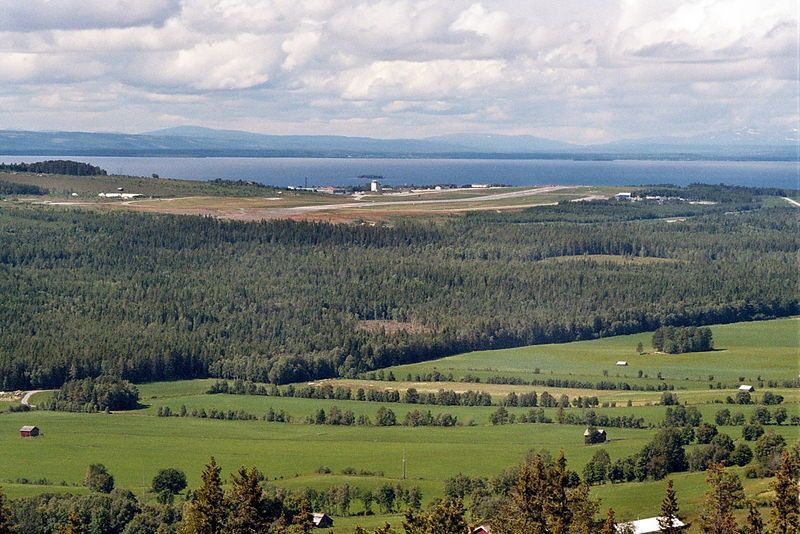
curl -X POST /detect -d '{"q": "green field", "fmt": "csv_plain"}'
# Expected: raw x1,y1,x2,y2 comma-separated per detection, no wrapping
2,317,798,532
382,317,799,389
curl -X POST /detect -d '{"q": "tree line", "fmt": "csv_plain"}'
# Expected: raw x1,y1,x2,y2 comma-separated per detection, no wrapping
0,180,48,195
0,160,107,176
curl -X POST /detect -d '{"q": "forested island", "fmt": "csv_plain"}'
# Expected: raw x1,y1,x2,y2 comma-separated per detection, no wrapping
0,184,796,389
0,160,107,176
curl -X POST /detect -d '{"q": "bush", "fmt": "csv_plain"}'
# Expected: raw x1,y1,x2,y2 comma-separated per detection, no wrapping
742,424,764,441
714,409,731,426
761,392,784,405
730,443,753,467
754,432,786,472
84,464,114,493
152,468,187,495
696,423,718,444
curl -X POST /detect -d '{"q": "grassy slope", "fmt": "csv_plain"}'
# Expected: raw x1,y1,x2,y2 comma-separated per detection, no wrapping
383,318,799,388
0,171,327,199
2,317,797,532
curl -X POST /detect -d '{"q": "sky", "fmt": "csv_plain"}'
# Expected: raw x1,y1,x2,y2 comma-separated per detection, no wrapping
0,0,797,143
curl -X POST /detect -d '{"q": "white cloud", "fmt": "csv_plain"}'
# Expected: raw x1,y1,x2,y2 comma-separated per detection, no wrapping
0,0,795,142
0,0,180,31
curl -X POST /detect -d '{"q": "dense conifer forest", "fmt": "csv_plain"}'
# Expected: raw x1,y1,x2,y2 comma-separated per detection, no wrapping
0,189,796,389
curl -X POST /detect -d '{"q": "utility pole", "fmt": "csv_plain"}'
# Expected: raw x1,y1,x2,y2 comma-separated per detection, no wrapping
402,449,406,480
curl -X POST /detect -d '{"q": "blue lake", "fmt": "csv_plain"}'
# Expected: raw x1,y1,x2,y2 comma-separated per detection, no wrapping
1,155,797,189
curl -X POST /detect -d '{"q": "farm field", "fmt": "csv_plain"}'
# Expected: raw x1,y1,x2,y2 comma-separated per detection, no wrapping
380,317,799,389
3,318,798,532
1,409,796,531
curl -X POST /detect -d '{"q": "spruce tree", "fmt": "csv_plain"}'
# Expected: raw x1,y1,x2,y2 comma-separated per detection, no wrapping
180,457,227,534
402,499,467,534
567,483,599,534
0,487,14,534
600,509,616,534
741,501,765,534
658,479,681,533
227,467,268,533
492,454,550,533
699,463,740,534
770,451,799,534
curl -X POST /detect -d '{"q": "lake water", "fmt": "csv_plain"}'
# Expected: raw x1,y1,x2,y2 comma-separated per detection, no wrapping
1,155,798,189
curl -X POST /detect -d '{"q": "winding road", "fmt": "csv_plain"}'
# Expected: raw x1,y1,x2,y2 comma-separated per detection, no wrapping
21,390,44,407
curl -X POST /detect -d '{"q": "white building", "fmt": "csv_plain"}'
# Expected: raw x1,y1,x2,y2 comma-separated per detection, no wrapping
616,361,628,366
370,180,382,193
738,384,755,392
98,193,143,199
616,517,686,533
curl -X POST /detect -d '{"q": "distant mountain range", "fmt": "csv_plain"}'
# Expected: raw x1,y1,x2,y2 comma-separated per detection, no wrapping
0,126,795,160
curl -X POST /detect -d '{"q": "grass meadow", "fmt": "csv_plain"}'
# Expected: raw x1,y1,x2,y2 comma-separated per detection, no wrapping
1,317,797,532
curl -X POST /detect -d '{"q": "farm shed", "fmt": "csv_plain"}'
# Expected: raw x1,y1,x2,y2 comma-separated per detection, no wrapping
584,427,607,444
473,526,491,534
616,361,628,366
312,513,333,528
20,425,39,437
738,385,755,392
616,516,686,533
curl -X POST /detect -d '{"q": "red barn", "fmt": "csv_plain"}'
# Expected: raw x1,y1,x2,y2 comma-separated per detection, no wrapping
20,425,39,438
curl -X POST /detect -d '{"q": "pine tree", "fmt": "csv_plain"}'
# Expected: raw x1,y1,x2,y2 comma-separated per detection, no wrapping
699,463,740,534
0,487,14,534
741,501,765,534
770,451,799,534
180,457,227,534
658,479,681,533
547,452,572,534
567,482,599,534
600,508,616,534
227,467,268,533
492,454,550,533
402,499,467,534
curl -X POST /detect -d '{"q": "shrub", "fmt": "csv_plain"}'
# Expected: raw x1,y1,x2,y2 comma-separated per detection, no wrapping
696,423,718,444
84,464,114,493
152,468,187,495
742,424,764,441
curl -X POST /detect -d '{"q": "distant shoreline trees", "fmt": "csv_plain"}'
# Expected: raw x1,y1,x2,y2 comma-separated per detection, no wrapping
0,160,107,176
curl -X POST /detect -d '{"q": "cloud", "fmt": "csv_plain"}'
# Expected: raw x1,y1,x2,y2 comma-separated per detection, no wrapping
0,0,181,31
0,0,795,143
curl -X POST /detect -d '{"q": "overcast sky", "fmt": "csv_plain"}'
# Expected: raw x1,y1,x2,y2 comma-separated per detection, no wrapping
0,0,796,142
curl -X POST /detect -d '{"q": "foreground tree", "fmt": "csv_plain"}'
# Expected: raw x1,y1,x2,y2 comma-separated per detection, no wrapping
770,451,799,534
492,452,599,534
741,501,765,534
402,499,468,534
181,457,227,534
699,463,741,534
83,464,114,493
152,468,188,496
658,479,681,533
0,487,13,534
600,508,616,534
228,467,270,533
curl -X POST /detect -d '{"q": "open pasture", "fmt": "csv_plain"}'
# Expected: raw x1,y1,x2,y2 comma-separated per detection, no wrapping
4,317,798,532
382,318,799,389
